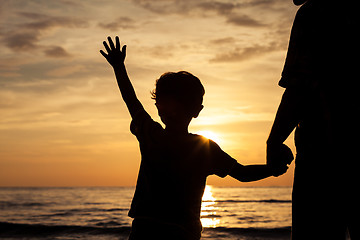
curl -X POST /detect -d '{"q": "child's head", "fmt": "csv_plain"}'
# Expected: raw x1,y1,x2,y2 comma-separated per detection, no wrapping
152,71,205,126
293,0,307,5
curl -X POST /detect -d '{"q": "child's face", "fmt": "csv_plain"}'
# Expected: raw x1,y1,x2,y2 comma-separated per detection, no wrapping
155,97,192,128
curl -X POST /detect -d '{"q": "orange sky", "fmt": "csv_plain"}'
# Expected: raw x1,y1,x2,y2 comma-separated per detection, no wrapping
0,0,299,187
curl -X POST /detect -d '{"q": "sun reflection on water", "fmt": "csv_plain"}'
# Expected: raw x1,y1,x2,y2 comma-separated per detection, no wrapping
201,185,220,228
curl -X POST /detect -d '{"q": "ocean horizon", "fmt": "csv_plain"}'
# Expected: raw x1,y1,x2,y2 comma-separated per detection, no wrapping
0,186,293,239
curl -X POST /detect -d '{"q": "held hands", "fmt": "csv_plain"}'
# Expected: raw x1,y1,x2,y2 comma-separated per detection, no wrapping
267,143,294,177
100,36,126,68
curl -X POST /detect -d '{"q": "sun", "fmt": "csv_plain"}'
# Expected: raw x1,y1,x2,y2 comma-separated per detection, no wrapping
196,130,221,144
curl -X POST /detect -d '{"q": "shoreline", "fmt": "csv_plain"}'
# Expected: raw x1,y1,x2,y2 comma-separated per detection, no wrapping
0,222,291,240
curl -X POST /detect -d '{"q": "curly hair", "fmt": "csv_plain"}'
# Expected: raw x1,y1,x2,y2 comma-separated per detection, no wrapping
151,71,205,109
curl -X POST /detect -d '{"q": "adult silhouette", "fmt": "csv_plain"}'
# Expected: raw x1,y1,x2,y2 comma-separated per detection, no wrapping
267,0,359,239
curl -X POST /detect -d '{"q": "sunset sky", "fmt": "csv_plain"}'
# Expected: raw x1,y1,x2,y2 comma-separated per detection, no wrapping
0,0,299,187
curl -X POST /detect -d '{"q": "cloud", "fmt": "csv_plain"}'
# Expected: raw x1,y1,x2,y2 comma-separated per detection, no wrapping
226,13,267,27
210,42,281,63
196,1,239,15
132,0,242,15
209,37,236,45
3,32,39,51
131,0,267,28
46,64,86,77
131,0,287,18
19,11,88,30
1,11,88,56
44,46,72,58
98,17,136,31
131,0,187,14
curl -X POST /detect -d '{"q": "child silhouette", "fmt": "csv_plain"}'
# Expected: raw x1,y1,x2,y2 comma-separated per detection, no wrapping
100,36,292,240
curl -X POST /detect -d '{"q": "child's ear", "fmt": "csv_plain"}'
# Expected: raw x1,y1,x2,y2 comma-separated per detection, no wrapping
193,105,204,118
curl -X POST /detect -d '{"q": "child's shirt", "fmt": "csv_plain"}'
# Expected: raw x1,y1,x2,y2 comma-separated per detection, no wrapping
128,108,237,234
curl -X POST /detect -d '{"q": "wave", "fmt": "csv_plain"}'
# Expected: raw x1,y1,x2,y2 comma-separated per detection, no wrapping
0,222,131,237
0,200,53,209
203,199,291,203
0,222,291,238
205,226,291,238
0,200,130,210
32,207,129,219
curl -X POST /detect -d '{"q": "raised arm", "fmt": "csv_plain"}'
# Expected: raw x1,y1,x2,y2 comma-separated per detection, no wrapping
100,36,143,118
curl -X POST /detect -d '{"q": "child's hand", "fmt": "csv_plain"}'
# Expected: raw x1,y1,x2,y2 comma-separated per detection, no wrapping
100,36,126,68
267,143,294,177
271,164,288,177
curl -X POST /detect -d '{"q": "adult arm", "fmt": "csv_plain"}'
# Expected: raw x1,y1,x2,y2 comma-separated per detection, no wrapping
267,87,302,173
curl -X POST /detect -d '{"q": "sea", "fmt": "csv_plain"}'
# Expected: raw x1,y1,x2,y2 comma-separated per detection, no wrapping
0,186,293,240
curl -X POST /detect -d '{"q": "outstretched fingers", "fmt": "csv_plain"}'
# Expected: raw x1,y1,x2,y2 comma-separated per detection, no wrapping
122,45,127,57
103,40,111,54
100,36,126,65
100,49,108,59
108,36,116,50
116,36,120,50
100,36,117,59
